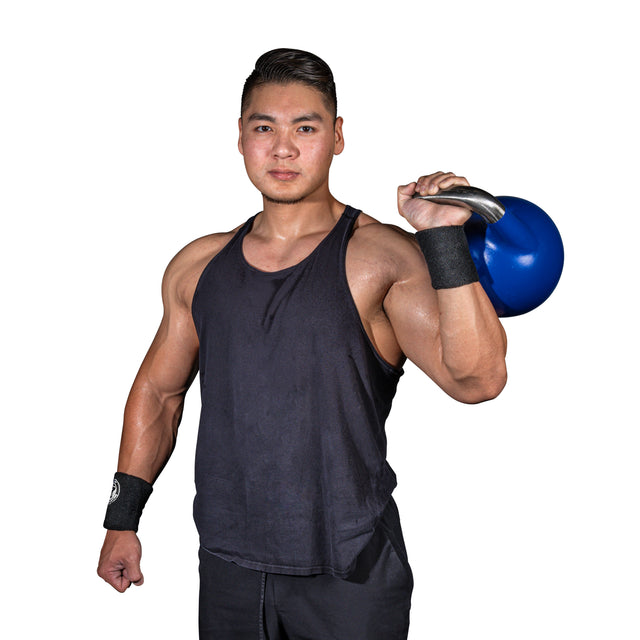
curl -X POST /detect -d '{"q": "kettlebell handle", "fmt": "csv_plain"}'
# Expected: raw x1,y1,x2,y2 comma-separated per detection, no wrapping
412,185,505,224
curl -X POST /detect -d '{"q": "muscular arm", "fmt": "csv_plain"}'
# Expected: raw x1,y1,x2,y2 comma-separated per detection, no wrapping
384,238,507,403
389,171,507,403
116,231,234,481
98,232,230,592
350,172,507,404
117,260,200,483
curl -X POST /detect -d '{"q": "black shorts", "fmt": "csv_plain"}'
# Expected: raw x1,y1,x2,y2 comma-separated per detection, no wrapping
198,498,413,640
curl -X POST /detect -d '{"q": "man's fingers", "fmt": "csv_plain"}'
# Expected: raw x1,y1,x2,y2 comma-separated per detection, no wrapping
101,567,131,593
126,569,145,587
115,576,131,593
414,172,445,196
397,181,417,197
413,172,469,197
98,561,144,592
436,173,469,191
122,558,144,587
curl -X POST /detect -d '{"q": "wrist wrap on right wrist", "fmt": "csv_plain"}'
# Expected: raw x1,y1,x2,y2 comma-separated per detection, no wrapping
416,226,479,290
103,472,153,532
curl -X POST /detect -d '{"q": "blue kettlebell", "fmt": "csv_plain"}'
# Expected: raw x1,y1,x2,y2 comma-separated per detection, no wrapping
413,186,564,317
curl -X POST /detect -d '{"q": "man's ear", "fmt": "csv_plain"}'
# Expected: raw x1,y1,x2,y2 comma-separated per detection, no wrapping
334,116,345,156
238,117,244,155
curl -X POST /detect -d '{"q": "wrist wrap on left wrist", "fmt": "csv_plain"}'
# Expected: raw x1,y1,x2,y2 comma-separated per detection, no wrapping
416,226,479,290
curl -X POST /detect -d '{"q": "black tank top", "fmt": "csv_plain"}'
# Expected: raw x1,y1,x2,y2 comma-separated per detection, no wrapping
191,205,403,577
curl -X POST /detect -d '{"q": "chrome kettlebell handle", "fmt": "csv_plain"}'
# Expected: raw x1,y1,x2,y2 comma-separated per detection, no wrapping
412,186,505,224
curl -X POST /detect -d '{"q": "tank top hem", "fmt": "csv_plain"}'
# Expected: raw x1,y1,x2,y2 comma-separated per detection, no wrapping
201,546,357,578
199,491,396,578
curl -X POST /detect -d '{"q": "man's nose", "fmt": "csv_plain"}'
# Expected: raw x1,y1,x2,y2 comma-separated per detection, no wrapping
272,132,299,159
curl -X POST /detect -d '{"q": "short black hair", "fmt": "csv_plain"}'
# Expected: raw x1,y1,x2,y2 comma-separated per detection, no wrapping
241,48,337,120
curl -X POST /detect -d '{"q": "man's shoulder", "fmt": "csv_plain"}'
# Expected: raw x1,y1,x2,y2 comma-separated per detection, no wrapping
174,228,240,268
163,226,242,306
347,210,430,289
350,212,422,266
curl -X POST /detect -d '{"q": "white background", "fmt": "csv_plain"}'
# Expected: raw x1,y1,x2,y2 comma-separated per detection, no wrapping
1,1,638,638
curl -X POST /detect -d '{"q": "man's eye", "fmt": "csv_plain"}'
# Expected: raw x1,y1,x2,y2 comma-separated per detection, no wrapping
256,125,272,133
298,126,315,133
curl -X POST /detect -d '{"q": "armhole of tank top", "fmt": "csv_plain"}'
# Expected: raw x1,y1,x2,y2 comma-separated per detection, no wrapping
340,212,403,380
190,219,254,319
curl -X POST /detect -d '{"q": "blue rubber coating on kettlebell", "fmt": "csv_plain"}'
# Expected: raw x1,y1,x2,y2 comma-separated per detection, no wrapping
464,196,564,317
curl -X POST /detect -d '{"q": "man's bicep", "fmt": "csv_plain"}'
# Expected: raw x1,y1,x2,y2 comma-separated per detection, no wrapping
134,246,204,396
139,307,199,398
383,268,443,378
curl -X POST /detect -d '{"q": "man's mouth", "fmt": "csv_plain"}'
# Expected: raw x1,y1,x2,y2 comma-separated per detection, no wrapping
269,170,300,181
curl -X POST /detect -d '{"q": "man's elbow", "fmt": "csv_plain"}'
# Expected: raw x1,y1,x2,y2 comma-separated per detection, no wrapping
472,371,507,404
451,363,508,404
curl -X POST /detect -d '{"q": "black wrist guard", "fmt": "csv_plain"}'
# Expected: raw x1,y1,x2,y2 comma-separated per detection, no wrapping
416,226,479,289
103,472,153,532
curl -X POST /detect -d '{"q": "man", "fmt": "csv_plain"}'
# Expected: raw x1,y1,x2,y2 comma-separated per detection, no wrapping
98,48,507,639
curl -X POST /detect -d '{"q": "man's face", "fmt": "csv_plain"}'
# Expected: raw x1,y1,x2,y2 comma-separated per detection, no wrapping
238,82,344,205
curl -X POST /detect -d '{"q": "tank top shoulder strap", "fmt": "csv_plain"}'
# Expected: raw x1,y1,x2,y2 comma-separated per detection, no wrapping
340,204,361,228
297,205,361,275
192,214,256,303
231,214,258,247
212,214,257,264
335,205,361,258
330,204,361,251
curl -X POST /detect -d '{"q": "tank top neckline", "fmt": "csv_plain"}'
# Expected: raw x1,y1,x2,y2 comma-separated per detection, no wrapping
239,205,356,277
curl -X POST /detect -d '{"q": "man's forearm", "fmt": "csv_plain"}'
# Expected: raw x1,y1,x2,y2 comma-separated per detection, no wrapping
117,376,187,483
436,283,507,403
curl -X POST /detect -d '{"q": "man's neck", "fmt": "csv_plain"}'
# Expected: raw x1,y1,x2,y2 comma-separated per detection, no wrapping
254,195,345,241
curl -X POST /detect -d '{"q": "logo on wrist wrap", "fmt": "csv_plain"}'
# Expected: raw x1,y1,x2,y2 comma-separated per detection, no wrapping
109,478,121,505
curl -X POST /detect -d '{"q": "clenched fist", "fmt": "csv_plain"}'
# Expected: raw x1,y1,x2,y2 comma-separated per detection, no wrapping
97,530,144,593
398,171,472,230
